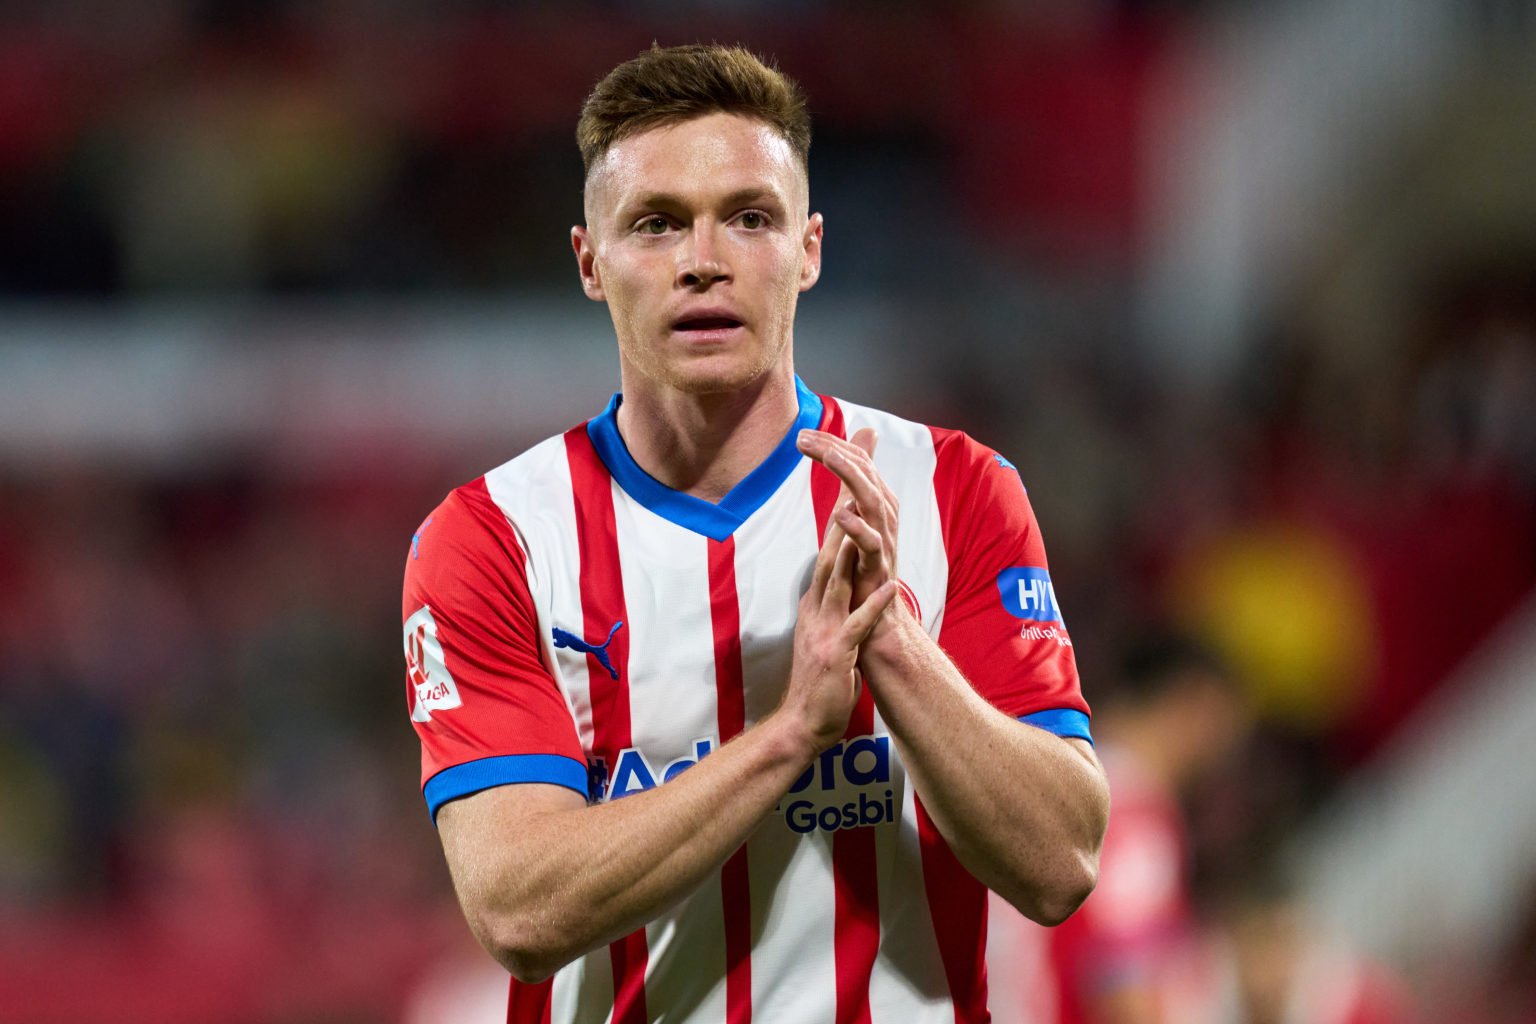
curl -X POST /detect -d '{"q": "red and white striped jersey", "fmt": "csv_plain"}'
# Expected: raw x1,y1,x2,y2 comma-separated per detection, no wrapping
402,377,1091,1024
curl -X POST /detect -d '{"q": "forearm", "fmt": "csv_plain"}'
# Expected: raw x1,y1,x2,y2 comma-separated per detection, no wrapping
439,711,816,981
859,610,1109,924
438,502,895,983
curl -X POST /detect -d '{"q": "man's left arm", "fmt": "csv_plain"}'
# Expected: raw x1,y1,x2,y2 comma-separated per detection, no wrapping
860,606,1108,925
798,428,1109,926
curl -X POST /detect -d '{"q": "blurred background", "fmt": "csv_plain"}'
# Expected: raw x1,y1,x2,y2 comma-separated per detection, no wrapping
1,1,1533,1021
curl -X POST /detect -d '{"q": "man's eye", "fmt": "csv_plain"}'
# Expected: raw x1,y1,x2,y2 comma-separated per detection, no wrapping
739,211,766,229
639,217,670,235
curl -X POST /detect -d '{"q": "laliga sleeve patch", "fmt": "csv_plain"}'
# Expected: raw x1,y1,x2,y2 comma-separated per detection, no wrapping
405,604,462,722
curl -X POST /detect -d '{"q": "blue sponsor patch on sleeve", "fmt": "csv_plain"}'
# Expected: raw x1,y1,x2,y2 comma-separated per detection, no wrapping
997,567,1063,622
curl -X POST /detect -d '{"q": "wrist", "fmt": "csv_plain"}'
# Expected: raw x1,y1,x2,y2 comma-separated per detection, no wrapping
860,592,923,670
758,703,826,772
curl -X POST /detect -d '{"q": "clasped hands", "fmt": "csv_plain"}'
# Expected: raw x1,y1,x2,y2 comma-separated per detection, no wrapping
798,426,903,632
796,426,907,649
782,424,921,751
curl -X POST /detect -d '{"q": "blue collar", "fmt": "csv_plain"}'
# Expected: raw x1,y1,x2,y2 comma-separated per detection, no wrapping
585,376,824,541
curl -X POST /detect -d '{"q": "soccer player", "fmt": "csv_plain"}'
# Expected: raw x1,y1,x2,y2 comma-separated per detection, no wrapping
402,43,1109,1023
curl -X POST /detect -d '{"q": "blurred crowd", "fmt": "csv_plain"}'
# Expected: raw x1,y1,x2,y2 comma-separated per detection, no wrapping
0,0,1175,298
0,461,472,1020
2,3,1535,1022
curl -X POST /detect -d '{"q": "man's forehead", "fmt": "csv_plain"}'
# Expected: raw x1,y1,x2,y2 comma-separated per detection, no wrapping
585,112,807,216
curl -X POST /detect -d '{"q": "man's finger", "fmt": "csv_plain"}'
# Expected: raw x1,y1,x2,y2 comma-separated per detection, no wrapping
822,447,887,525
809,528,842,599
803,431,877,476
800,430,883,511
808,499,847,598
823,535,859,613
849,426,878,461
801,428,895,545
839,432,892,527
842,579,897,644
847,454,897,539
834,505,884,575
799,429,857,543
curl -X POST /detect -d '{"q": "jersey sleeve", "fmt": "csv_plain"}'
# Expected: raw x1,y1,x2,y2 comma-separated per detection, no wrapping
402,477,587,821
930,429,1091,740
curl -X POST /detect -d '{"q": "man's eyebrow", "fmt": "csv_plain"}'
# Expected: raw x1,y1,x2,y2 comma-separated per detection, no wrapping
619,187,787,214
717,187,785,209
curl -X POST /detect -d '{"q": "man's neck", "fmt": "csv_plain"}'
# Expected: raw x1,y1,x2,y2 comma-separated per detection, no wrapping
614,371,801,503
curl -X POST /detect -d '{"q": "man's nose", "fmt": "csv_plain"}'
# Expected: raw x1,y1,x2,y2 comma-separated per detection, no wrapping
678,223,729,288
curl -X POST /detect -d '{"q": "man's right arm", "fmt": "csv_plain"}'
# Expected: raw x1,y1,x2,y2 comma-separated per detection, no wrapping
431,511,894,983
438,711,807,982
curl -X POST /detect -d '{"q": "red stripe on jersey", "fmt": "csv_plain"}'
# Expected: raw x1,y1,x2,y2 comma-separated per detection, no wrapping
505,975,552,1024
928,426,968,583
832,695,880,1024
708,536,754,1024
566,424,649,1024
917,798,990,1023
709,536,747,745
925,424,991,1022
809,397,880,1024
810,395,848,531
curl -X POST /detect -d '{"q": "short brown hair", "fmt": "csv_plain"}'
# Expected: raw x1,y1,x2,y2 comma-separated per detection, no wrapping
577,44,811,177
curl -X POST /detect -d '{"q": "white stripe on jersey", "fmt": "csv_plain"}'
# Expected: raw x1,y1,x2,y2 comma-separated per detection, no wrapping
483,435,594,756
836,399,949,641
485,437,618,1024
737,459,840,1024
615,494,731,1021
551,957,613,1024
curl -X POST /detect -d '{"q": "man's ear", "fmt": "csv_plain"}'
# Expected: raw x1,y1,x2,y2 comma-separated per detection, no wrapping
572,226,604,301
799,212,824,293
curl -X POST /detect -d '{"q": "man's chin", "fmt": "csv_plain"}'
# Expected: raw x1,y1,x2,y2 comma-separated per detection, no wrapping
653,353,784,396
666,372,756,396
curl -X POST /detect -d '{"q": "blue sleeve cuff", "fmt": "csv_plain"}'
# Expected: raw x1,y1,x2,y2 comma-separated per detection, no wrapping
423,753,589,823
1018,708,1093,745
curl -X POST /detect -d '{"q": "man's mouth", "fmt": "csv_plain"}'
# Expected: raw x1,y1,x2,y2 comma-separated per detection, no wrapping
673,314,744,333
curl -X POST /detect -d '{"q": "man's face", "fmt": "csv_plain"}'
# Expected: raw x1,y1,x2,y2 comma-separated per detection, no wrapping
572,112,823,396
